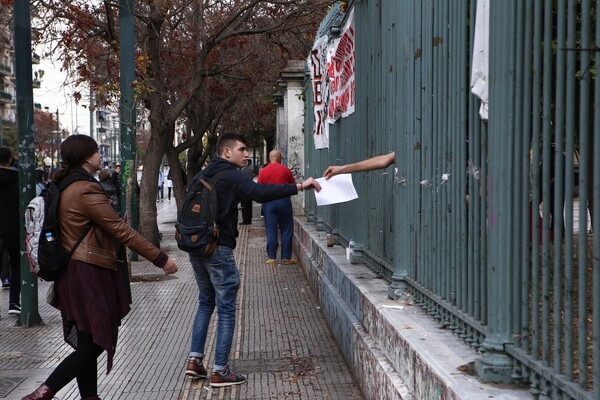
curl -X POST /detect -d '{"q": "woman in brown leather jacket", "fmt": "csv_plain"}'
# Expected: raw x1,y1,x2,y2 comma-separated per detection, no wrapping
23,135,178,400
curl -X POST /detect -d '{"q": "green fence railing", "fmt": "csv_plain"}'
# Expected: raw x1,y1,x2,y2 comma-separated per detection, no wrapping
303,1,598,399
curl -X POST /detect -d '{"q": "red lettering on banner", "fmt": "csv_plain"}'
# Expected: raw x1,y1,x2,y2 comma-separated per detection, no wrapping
314,81,322,104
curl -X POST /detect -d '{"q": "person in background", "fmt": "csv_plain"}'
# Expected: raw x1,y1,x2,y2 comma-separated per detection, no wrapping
157,169,164,202
166,175,173,201
257,150,297,265
184,133,321,387
35,169,49,196
323,151,396,179
21,135,177,400
110,164,121,207
0,147,20,315
239,163,254,224
98,169,120,212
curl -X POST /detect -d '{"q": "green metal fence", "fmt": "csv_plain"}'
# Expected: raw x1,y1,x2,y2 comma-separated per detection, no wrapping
303,1,598,399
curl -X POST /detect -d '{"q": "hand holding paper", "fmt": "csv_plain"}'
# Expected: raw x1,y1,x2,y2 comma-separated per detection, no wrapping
314,174,358,206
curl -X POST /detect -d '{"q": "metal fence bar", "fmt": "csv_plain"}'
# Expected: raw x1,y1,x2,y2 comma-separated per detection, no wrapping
564,0,577,382
513,0,525,352
541,0,553,367
578,0,592,388
530,0,543,365
553,0,567,376
420,0,433,293
519,0,534,358
410,0,422,282
467,0,477,322
593,2,600,395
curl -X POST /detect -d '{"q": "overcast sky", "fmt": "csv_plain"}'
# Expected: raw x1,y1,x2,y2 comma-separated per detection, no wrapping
33,43,91,136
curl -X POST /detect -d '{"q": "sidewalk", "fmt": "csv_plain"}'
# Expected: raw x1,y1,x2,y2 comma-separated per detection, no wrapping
0,200,363,400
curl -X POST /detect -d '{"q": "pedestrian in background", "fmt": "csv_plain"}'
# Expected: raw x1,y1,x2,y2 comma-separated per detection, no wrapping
157,169,164,202
0,147,21,315
110,164,121,207
239,163,254,224
21,135,178,400
35,169,48,196
184,133,321,387
98,169,120,212
166,175,173,201
257,150,297,265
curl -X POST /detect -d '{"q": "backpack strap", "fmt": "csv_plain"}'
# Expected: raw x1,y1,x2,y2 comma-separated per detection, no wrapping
206,169,232,187
68,225,93,257
57,171,97,256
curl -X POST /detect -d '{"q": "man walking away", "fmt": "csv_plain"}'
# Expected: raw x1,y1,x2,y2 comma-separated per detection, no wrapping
257,150,297,266
0,147,21,315
185,133,321,387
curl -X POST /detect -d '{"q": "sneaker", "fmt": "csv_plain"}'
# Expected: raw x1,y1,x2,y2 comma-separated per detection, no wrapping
282,257,299,265
185,357,207,378
1,277,10,289
210,368,246,387
8,303,21,315
266,259,277,266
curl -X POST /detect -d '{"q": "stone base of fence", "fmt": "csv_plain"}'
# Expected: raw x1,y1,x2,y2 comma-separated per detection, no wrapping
293,216,531,400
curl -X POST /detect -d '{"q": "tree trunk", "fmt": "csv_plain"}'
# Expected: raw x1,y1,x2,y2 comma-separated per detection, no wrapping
138,124,172,247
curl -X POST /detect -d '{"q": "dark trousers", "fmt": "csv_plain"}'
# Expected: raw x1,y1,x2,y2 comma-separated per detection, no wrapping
263,198,293,259
241,200,253,224
46,330,104,398
6,245,20,306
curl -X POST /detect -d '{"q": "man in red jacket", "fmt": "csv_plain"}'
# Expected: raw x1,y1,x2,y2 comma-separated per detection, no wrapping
257,150,298,266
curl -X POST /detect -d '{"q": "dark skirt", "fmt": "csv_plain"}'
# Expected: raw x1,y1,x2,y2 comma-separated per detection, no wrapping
54,257,131,373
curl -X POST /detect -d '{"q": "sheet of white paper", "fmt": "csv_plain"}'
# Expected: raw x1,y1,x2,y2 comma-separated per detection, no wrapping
314,174,359,206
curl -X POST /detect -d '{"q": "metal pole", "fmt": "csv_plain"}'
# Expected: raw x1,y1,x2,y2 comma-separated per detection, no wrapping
475,0,515,383
89,85,94,141
13,0,42,326
119,0,138,260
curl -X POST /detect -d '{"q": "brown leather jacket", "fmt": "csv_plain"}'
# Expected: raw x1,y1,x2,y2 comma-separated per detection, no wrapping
59,178,162,270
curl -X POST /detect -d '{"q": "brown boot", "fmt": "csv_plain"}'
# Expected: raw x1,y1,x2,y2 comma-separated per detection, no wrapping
21,383,55,400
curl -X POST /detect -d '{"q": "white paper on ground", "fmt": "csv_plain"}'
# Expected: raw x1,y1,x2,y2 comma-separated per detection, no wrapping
314,174,359,206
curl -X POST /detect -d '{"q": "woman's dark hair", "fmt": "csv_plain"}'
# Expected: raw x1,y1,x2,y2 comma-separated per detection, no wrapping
54,135,98,183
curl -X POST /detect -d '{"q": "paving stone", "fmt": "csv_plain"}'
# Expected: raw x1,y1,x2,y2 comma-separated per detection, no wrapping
0,201,362,399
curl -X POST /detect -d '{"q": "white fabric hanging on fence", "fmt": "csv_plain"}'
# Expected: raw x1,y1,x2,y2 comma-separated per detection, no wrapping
470,0,489,120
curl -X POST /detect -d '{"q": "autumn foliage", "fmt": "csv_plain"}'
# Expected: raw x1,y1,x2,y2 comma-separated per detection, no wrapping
31,0,333,244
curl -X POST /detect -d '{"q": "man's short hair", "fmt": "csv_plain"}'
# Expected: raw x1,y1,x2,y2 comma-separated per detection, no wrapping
217,132,246,156
0,147,12,165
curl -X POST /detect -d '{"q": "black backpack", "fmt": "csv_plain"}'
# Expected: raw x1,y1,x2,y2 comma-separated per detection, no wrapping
25,173,96,281
175,170,230,256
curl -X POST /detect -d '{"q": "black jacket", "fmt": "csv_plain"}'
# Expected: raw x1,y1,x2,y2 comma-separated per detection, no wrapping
0,167,19,247
200,157,298,249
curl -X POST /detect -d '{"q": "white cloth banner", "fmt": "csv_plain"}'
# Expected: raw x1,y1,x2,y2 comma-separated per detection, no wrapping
308,9,356,149
470,0,489,120
326,9,355,123
309,35,330,149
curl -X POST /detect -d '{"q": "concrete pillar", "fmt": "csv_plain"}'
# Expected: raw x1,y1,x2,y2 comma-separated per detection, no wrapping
275,60,306,214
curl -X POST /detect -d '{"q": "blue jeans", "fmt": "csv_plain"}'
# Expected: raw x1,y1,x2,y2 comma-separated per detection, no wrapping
263,197,293,260
189,246,240,371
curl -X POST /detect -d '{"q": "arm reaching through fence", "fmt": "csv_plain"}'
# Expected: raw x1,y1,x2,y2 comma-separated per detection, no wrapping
323,151,396,179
